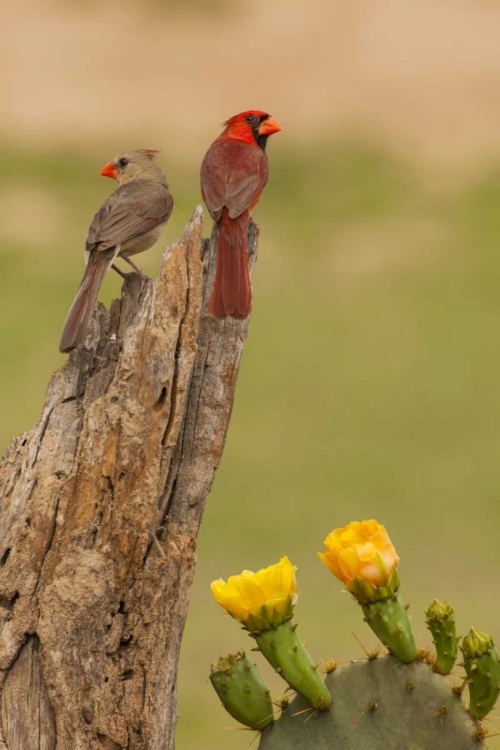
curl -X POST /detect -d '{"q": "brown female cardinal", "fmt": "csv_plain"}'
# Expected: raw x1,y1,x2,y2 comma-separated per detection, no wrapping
200,110,282,319
59,149,174,353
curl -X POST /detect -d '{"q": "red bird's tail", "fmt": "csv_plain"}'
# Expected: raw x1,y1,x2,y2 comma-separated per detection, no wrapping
59,256,112,353
208,210,251,320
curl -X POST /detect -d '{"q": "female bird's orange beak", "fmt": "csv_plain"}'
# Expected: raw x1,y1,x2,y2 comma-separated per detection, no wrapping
258,117,282,136
100,161,117,179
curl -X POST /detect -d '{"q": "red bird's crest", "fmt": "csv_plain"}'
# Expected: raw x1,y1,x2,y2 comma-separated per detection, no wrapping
222,110,270,128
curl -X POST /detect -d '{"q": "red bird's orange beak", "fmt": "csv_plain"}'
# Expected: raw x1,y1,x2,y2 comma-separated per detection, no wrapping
100,161,117,179
258,117,282,136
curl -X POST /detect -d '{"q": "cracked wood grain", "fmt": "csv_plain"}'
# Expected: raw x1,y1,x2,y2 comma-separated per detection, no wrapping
0,207,259,750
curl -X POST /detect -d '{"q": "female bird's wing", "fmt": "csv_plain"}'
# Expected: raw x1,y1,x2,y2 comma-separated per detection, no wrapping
201,140,269,221
86,181,174,257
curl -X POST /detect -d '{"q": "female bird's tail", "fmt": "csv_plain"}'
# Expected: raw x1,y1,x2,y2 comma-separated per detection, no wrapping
59,256,112,353
208,210,251,320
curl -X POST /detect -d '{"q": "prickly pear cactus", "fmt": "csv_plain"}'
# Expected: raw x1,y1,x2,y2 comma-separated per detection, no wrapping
208,522,497,748
257,656,482,750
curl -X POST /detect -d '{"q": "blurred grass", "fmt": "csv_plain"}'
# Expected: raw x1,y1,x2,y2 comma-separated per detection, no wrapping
2,140,500,748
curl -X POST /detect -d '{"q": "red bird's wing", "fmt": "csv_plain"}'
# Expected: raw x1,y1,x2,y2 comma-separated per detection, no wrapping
201,140,269,221
86,181,173,256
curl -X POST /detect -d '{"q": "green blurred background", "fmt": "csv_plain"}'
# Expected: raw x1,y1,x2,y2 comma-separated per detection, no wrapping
4,1,500,747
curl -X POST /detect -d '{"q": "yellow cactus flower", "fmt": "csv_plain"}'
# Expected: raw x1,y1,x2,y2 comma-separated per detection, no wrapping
318,520,399,601
211,556,298,633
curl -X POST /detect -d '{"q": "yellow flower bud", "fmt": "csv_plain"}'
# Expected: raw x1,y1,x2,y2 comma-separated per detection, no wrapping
318,520,399,599
211,556,298,633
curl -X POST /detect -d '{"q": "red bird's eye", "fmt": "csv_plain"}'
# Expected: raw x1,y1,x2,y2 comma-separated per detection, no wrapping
245,115,255,125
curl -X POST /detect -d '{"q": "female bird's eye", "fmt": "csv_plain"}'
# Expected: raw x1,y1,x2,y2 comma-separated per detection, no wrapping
118,157,129,168
245,115,256,125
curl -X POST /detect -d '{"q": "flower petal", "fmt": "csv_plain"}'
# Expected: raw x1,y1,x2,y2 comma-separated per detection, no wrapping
210,557,298,632
318,520,399,593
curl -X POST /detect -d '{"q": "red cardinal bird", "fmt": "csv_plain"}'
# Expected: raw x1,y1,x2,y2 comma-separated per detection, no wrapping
200,110,282,319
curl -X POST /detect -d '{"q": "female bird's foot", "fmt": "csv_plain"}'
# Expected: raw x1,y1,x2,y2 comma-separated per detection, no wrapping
122,256,146,276
111,264,128,279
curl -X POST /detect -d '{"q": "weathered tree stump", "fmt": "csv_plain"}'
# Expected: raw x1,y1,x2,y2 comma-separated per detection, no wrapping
0,207,258,750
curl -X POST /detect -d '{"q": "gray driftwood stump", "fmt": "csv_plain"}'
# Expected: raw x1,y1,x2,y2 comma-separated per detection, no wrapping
0,207,258,750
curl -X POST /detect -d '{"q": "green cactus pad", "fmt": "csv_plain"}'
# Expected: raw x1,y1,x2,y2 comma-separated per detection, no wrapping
210,652,274,730
425,600,459,675
461,628,500,719
361,592,417,663
258,656,482,749
255,621,332,710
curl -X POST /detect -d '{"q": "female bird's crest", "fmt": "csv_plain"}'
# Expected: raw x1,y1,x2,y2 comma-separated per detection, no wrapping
135,149,161,159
